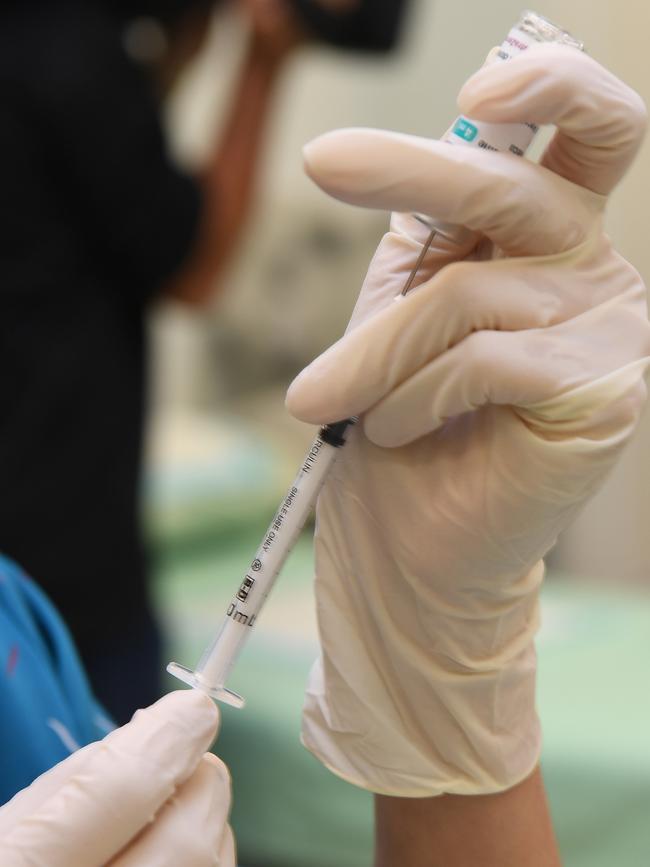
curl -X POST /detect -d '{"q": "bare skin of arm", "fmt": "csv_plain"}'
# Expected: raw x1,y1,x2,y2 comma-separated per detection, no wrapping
162,1,305,307
374,767,561,867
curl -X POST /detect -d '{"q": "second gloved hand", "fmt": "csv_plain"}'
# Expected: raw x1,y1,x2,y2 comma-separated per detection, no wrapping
286,44,650,797
0,691,235,867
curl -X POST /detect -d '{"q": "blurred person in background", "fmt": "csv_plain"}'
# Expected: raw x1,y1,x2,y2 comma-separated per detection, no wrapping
0,0,409,856
0,0,409,725
0,0,300,727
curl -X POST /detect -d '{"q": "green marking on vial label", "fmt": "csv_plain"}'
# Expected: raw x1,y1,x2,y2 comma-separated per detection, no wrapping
453,118,478,142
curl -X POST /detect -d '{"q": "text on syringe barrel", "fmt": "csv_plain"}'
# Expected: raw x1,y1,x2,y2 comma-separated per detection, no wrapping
195,432,344,687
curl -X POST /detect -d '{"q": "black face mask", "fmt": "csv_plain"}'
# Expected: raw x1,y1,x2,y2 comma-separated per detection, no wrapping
289,0,410,53
110,0,218,26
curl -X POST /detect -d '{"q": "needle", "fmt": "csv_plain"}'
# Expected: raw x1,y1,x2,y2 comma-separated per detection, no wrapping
400,228,437,296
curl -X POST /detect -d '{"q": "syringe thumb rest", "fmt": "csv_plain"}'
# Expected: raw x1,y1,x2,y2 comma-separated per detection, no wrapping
166,661,246,709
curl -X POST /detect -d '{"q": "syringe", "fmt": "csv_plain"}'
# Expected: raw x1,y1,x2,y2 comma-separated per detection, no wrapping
168,10,583,709
167,419,356,707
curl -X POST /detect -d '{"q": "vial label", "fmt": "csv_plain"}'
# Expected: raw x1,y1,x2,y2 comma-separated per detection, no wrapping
452,118,479,142
501,27,537,58
444,117,536,155
442,20,546,157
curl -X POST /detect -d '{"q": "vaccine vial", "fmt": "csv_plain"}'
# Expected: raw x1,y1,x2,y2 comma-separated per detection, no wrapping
414,10,583,241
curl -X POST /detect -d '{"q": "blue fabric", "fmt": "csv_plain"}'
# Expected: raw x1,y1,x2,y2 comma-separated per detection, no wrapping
0,554,113,805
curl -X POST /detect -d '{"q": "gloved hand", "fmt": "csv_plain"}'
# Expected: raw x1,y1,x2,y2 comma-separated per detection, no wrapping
286,43,650,797
0,691,235,867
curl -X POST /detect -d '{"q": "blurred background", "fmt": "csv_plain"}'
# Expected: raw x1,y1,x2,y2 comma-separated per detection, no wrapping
1,0,649,865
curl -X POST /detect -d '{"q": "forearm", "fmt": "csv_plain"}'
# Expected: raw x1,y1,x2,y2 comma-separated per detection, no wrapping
165,35,288,306
374,767,561,867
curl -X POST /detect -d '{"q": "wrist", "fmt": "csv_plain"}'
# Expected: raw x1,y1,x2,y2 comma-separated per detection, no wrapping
237,44,284,92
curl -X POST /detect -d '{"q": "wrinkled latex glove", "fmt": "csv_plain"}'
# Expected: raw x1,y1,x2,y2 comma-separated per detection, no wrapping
286,43,650,797
0,691,235,867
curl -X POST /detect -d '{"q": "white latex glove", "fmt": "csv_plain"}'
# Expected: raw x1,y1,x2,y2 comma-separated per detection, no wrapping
0,691,235,867
286,44,650,797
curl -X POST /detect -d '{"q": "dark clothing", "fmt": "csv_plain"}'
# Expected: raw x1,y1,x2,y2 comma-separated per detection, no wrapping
0,554,112,804
290,0,410,53
0,1,201,721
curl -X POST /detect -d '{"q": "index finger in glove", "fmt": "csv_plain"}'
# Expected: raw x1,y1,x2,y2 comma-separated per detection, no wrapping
303,127,602,258
458,43,648,195
286,242,634,425
0,691,220,867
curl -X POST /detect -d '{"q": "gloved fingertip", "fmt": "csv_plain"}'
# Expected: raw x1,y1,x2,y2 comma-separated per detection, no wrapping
201,752,232,789
362,415,406,449
456,42,557,115
364,409,441,449
285,372,328,425
302,129,353,188
302,133,329,179
302,127,397,201
141,690,220,745
456,70,498,115
284,396,323,425
456,43,588,117
483,45,502,66
176,688,221,723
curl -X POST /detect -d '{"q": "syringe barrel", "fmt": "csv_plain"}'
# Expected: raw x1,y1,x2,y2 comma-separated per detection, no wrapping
194,423,352,690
